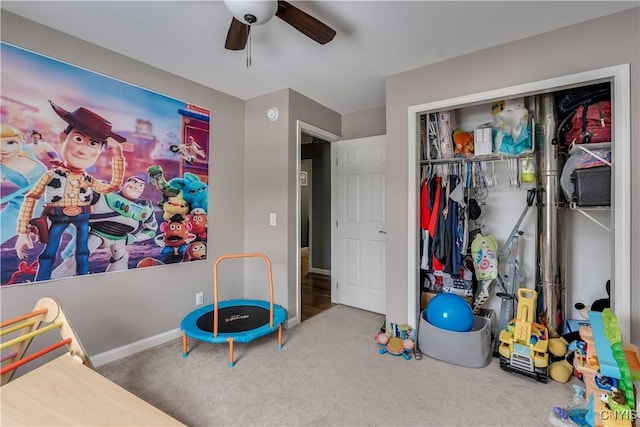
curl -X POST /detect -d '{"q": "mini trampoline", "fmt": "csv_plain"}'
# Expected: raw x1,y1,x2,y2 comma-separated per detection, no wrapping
180,253,287,367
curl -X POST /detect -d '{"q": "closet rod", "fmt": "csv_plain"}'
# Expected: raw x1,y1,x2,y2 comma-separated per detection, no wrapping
420,153,532,165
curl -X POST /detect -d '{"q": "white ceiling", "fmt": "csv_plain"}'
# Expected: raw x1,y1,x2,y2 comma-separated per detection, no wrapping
2,1,637,114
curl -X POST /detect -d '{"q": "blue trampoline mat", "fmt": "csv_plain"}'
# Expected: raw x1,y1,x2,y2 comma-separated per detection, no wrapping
181,299,286,344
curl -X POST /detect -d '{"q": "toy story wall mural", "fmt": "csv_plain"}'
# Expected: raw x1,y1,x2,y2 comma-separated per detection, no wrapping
0,42,209,286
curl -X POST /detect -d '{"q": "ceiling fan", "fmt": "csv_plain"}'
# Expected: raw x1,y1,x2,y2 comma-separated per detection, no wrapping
223,0,336,51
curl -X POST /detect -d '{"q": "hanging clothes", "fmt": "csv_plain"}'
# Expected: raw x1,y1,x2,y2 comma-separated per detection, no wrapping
445,174,462,275
420,174,432,271
420,175,431,230
428,176,444,272
420,169,470,277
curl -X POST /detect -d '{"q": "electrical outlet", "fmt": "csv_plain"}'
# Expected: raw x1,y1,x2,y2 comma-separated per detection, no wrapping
195,292,204,306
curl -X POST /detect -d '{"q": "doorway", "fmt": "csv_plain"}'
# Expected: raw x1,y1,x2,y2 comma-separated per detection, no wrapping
300,134,333,321
296,122,340,324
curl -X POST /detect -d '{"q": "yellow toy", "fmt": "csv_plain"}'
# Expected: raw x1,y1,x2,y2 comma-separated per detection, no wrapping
497,288,549,382
548,335,576,383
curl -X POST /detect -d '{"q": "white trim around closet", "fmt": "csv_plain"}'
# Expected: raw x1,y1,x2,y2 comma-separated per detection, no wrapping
407,64,631,340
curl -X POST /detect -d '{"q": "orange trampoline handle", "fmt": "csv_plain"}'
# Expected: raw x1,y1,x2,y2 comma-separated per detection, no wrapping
212,253,276,337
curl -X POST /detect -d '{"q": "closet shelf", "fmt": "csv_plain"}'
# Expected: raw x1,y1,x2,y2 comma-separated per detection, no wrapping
566,141,612,230
566,203,611,232
567,203,610,211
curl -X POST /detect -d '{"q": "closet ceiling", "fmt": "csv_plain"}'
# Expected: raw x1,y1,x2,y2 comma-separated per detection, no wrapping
2,1,636,114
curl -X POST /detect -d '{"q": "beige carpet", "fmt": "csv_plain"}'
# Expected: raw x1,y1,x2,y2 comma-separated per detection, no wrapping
97,304,573,426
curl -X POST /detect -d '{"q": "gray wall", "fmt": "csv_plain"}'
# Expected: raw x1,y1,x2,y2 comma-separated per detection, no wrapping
342,106,386,139
287,91,341,322
0,12,246,363
243,89,340,325
384,8,640,346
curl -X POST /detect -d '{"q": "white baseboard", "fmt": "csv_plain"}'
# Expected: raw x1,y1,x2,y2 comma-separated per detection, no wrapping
91,328,182,367
309,267,330,276
285,316,300,329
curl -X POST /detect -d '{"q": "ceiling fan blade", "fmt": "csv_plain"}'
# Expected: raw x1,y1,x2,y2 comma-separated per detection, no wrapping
225,17,250,50
275,1,336,45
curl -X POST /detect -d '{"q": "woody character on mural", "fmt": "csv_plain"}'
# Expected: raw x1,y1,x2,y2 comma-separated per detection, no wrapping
0,42,210,286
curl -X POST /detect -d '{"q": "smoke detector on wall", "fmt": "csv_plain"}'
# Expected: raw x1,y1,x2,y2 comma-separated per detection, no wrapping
267,107,279,122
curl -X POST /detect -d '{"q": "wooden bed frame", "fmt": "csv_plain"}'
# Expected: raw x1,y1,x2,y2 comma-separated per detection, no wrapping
1,296,184,426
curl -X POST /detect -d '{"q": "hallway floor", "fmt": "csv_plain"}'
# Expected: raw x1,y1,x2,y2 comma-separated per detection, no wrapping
300,248,334,321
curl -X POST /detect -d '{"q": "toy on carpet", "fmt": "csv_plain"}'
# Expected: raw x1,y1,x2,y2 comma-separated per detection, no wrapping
573,309,639,427
549,383,588,427
374,323,415,361
426,292,474,333
497,288,549,383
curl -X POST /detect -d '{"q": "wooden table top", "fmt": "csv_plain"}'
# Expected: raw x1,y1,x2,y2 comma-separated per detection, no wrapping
1,354,184,426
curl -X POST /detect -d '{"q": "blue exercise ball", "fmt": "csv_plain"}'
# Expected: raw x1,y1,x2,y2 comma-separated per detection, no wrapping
426,293,474,332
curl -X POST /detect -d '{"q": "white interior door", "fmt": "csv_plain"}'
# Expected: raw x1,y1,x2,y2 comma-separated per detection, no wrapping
334,135,386,314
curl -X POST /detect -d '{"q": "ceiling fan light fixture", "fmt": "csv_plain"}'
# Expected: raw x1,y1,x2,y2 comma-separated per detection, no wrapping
224,0,278,25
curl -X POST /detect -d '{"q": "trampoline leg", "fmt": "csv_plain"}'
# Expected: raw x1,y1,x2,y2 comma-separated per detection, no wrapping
278,324,283,350
227,338,234,367
182,332,188,358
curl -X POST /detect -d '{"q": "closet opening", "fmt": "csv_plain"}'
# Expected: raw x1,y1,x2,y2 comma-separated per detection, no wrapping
407,64,631,341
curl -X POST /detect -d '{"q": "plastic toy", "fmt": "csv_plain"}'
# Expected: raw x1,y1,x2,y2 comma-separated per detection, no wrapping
375,332,414,360
549,383,589,427
548,282,611,383
426,292,474,332
497,288,549,382
573,308,639,427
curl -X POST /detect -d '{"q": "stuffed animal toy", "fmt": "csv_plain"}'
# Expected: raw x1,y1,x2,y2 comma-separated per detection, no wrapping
548,332,581,383
548,280,610,383
574,280,610,319
453,128,474,157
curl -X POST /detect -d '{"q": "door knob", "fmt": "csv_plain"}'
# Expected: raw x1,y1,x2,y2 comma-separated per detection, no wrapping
378,231,387,234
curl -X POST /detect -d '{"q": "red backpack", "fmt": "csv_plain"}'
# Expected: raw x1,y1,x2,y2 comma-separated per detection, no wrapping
563,100,611,145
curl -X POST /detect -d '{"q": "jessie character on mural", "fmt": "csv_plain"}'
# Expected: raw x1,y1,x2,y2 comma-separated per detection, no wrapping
1,124,48,245
14,101,127,281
